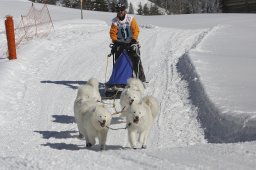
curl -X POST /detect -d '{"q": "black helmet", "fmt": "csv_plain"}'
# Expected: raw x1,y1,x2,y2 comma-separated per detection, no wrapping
115,2,126,11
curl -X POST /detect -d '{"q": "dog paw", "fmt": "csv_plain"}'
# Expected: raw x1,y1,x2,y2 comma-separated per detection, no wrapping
86,143,92,147
100,145,106,151
141,145,147,149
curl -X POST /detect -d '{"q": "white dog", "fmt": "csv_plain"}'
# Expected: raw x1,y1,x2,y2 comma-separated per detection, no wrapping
75,78,101,103
74,100,98,138
126,96,160,149
80,103,112,150
119,78,145,115
119,88,142,116
126,78,145,95
74,78,101,137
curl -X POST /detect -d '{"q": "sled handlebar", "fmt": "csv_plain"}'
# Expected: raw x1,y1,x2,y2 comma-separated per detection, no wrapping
108,42,140,58
109,42,131,49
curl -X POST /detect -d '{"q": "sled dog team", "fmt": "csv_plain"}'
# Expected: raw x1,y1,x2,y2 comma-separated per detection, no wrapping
73,78,160,150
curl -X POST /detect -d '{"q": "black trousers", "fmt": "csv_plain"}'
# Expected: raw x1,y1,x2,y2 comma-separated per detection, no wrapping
114,45,146,82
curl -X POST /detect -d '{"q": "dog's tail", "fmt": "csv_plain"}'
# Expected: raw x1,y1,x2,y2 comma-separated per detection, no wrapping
142,96,160,119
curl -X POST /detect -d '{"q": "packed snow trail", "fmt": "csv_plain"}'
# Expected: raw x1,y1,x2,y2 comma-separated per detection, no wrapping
0,19,210,168
139,27,208,148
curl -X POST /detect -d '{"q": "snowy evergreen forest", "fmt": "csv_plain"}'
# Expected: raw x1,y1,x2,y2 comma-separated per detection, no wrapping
29,0,222,15
150,0,222,14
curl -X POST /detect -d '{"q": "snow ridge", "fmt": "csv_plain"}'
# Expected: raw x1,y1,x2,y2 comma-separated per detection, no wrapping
176,27,256,143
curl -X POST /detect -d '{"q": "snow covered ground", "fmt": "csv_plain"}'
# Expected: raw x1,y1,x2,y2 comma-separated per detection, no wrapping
1,0,256,169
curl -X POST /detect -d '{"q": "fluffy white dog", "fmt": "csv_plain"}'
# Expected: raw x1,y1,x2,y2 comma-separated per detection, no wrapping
119,78,145,116
74,100,98,138
126,96,160,149
119,88,142,115
74,78,101,137
76,78,101,103
126,78,145,95
80,103,112,150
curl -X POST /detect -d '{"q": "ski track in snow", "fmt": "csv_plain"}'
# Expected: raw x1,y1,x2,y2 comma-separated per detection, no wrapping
144,28,211,148
0,19,220,168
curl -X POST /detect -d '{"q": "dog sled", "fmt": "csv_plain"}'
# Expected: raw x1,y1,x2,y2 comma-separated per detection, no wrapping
104,42,146,99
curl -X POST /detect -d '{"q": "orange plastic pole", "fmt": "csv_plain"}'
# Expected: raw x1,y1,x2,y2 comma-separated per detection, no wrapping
5,15,17,60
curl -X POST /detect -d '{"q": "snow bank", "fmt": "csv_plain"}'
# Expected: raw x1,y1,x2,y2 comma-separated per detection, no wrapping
177,52,256,143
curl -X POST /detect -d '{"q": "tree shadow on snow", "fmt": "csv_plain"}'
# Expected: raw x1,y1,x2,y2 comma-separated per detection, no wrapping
52,115,75,124
177,53,256,143
34,130,77,139
42,142,127,151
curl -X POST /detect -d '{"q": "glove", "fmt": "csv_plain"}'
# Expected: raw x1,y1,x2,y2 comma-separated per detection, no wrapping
129,39,137,52
130,39,137,45
110,41,118,55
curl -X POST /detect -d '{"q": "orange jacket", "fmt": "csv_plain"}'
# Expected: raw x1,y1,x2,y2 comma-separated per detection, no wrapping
109,14,140,43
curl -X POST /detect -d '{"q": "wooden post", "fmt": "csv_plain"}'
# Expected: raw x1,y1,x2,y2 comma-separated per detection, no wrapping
5,15,17,60
81,0,83,20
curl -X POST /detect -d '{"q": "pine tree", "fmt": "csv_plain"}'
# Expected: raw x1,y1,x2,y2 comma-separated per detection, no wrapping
92,0,109,11
47,0,57,5
149,4,161,15
63,0,79,8
101,0,109,11
143,4,150,15
128,2,134,14
137,2,143,15
110,0,118,12
124,0,128,9
83,0,93,10
149,0,221,14
63,0,71,7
